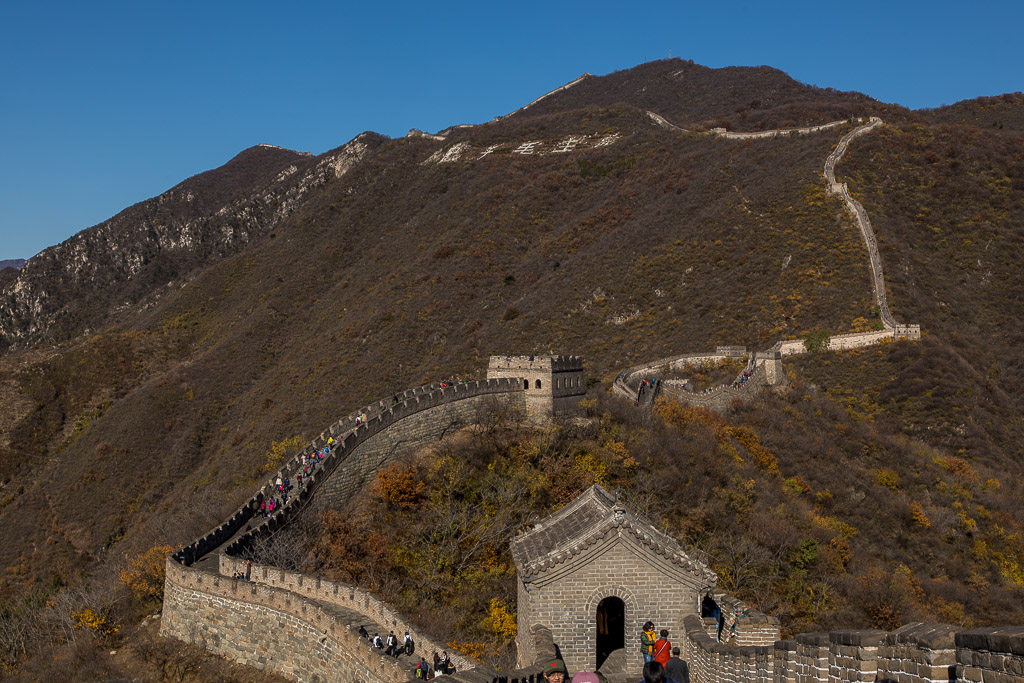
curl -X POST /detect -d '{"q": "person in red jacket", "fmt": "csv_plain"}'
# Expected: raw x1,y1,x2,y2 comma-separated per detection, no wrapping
653,629,672,668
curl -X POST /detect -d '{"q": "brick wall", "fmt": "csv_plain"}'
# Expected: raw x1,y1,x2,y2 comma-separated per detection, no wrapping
161,561,413,683
518,540,705,675
877,623,956,683
675,622,1024,683
955,627,1024,683
315,391,525,506
486,355,585,418
218,556,475,673
827,630,886,682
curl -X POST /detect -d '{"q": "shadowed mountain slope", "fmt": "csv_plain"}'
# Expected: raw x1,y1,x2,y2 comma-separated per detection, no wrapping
0,138,383,352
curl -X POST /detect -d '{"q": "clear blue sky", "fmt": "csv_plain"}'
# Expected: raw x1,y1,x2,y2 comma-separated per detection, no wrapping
1,0,1020,260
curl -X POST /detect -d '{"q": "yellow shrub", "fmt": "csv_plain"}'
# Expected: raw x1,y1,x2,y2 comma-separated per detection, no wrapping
262,435,305,474
447,640,496,664
483,598,517,640
870,468,900,491
73,607,119,636
728,426,780,474
119,544,175,602
909,502,931,528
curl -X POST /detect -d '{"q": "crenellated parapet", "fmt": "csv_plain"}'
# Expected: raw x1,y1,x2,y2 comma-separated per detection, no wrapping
679,614,1021,683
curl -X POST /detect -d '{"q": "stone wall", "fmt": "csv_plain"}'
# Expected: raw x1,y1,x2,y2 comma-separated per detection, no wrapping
683,615,774,683
678,618,1024,683
216,379,524,562
712,118,856,140
955,627,1024,683
517,540,706,676
878,623,957,683
658,363,770,413
161,561,413,683
772,327,923,357
219,556,475,673
487,355,585,418
316,390,526,507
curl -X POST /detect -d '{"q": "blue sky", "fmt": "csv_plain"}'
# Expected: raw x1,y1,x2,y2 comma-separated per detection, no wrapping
1,0,1020,260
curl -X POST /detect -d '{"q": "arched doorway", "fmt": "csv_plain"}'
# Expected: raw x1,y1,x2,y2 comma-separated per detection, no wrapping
595,596,625,672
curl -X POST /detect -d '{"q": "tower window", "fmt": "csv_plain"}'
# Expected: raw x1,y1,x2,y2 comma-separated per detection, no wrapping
535,379,542,389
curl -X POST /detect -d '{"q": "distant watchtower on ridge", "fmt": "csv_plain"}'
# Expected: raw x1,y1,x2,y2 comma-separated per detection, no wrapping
487,355,585,418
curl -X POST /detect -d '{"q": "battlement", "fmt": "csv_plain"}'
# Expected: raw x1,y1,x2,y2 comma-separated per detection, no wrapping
487,355,586,418
487,354,584,373
894,323,922,339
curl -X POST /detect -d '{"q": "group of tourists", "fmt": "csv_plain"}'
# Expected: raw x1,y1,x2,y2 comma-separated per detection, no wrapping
412,650,455,678
635,378,659,404
359,627,416,659
535,622,690,683
732,369,754,388
539,649,689,683
230,559,253,582
257,443,333,517
640,622,690,683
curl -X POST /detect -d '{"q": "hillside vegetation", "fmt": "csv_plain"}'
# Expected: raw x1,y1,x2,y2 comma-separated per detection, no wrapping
1,59,1023,678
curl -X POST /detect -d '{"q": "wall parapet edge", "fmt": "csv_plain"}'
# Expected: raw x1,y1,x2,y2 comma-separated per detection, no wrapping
160,559,421,682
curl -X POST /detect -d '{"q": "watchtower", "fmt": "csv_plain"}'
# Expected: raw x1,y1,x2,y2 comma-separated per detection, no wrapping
487,355,585,418
511,485,718,675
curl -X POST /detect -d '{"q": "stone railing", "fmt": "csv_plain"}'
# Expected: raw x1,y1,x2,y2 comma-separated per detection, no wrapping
681,615,1024,683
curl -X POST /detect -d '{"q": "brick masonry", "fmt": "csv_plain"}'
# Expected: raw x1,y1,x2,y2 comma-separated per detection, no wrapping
679,617,1023,683
487,355,585,419
161,562,414,683
517,539,705,675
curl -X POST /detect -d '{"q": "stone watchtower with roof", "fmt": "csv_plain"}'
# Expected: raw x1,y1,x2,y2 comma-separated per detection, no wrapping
511,485,718,676
487,355,585,418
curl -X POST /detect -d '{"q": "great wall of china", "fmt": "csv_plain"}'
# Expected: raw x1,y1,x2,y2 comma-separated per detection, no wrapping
613,116,920,412
157,113,1024,683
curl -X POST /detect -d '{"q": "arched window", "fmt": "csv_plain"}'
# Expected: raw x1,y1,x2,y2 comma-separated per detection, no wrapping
535,379,542,389
524,379,529,390
555,378,561,389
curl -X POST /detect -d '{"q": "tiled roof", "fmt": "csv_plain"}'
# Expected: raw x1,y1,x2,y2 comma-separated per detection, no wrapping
511,484,717,584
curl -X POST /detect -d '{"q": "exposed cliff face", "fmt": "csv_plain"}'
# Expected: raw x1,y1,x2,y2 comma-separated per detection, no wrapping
0,135,379,352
